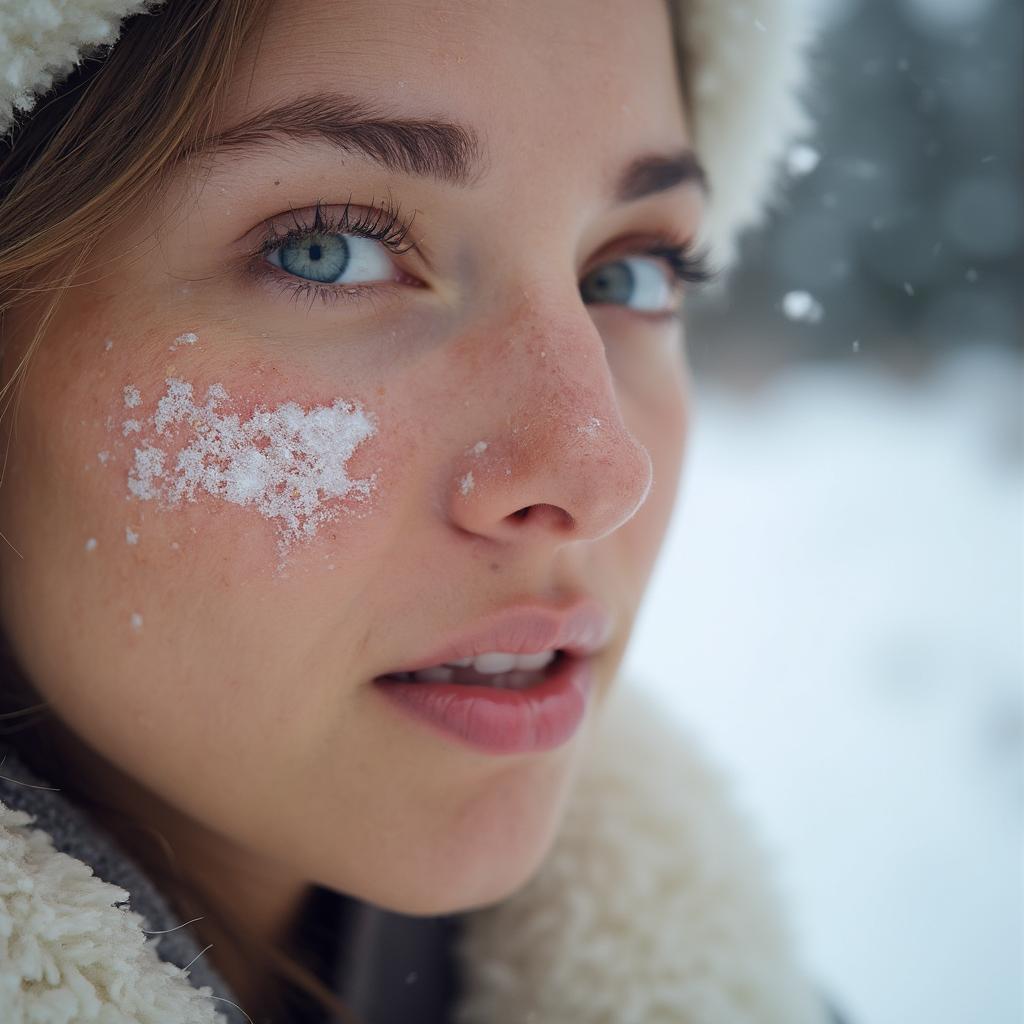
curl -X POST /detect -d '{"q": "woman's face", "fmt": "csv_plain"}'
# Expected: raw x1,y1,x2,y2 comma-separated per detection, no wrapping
0,0,702,926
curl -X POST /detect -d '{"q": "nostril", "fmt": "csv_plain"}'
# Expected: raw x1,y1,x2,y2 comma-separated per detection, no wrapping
507,503,574,530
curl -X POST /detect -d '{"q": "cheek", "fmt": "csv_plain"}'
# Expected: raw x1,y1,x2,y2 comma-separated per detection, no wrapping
19,320,404,568
0,312,422,698
0,315,437,795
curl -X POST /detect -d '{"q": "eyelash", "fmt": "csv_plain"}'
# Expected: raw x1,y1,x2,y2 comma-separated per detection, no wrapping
245,194,413,309
245,196,715,311
644,241,715,288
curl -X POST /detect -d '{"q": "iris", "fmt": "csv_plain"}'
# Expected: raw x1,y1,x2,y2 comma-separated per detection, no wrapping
580,257,674,312
279,232,350,283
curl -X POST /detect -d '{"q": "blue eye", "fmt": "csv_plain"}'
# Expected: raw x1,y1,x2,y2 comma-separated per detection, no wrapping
580,255,679,313
266,231,396,286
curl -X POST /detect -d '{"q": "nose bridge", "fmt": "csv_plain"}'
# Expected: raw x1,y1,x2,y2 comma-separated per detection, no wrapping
449,289,654,544
507,292,607,421
508,297,630,452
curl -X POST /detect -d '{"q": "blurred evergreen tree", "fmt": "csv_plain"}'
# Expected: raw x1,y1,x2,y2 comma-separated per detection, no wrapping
687,0,1023,384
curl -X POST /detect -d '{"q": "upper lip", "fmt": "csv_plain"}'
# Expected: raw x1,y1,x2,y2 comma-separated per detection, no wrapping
377,599,614,675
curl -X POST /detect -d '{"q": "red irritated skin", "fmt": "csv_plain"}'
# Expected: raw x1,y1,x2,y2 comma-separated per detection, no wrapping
0,0,701,1012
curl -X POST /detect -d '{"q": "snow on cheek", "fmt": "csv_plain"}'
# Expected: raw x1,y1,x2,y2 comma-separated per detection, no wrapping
120,378,378,557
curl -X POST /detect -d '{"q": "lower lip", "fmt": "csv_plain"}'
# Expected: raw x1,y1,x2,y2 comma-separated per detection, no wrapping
372,655,595,755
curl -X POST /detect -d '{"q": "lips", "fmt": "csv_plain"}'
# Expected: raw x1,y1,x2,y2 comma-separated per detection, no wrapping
375,599,613,679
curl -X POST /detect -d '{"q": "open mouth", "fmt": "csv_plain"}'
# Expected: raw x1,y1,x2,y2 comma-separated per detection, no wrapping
376,649,569,690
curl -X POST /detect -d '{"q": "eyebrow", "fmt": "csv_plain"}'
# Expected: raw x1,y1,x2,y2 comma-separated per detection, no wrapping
614,150,707,202
198,91,707,202
198,92,484,186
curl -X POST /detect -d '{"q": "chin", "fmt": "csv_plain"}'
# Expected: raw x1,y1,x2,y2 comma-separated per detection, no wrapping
391,848,556,919
364,786,574,918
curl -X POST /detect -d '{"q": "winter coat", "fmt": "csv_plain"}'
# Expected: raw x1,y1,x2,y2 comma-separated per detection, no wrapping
0,680,849,1024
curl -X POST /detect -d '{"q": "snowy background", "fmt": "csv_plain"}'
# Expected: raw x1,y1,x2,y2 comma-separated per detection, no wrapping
624,1,1022,1022
624,345,1022,1024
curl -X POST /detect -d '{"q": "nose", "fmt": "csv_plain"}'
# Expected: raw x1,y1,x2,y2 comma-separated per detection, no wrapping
446,290,653,547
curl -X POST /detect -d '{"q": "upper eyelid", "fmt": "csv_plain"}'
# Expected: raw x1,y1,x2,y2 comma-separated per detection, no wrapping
245,196,420,259
253,218,695,267
247,201,706,291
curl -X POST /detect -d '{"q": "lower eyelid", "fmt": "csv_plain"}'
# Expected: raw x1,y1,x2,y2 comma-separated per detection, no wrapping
248,244,415,289
244,257,420,313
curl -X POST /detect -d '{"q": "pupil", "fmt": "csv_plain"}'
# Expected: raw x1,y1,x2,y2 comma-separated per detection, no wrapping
582,262,633,303
309,243,322,261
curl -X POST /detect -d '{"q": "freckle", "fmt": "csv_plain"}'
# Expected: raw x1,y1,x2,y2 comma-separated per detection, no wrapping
489,562,500,572
273,180,280,186
84,538,98,552
130,612,143,632
125,527,139,545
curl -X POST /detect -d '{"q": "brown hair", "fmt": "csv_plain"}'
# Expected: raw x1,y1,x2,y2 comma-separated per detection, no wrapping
0,2,363,1021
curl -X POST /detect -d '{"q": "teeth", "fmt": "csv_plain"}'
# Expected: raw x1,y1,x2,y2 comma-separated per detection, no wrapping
445,650,558,674
515,651,557,671
473,652,519,674
392,649,560,687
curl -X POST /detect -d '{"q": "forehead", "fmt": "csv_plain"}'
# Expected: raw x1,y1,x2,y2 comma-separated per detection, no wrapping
220,0,690,185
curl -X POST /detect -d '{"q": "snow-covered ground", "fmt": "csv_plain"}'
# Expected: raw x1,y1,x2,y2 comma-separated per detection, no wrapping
623,344,1023,1024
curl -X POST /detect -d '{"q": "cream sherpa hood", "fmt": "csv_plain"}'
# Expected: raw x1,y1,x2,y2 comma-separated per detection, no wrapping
0,0,821,269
